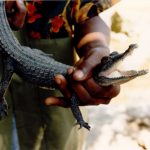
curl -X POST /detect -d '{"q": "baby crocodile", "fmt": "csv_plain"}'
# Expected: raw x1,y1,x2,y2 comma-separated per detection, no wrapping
0,1,147,130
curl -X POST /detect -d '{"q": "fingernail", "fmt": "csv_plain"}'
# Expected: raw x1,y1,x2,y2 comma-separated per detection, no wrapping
45,97,55,105
55,78,61,84
67,67,74,75
73,70,84,80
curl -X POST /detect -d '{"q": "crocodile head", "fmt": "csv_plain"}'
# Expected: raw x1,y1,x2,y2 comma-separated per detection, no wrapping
93,44,148,86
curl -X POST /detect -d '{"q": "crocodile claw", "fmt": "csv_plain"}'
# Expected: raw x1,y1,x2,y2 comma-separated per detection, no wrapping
75,121,91,130
0,98,8,120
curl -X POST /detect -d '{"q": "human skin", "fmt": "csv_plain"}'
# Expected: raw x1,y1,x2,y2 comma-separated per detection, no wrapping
5,0,120,107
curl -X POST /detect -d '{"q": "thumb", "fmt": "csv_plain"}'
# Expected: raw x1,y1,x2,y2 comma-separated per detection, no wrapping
73,46,110,81
44,97,69,107
73,50,104,81
73,57,93,81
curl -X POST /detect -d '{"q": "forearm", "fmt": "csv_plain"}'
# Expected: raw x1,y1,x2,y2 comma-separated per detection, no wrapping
74,16,110,57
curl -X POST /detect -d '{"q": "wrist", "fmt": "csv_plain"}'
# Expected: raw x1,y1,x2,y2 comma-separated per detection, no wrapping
74,16,110,43
77,32,108,50
78,40,109,58
73,40,109,81
74,16,110,57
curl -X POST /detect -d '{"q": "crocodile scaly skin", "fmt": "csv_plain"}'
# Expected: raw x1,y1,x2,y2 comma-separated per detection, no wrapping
0,1,147,130
0,1,90,130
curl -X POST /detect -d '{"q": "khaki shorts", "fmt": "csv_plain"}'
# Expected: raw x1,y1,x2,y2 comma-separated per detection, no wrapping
0,29,88,150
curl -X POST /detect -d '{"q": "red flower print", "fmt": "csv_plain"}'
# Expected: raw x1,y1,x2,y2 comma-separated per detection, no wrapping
51,16,64,33
26,2,42,23
28,14,42,23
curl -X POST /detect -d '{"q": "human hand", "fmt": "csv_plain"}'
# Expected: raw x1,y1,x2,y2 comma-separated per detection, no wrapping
73,16,111,81
44,16,120,107
73,40,110,81
5,0,26,30
44,72,120,107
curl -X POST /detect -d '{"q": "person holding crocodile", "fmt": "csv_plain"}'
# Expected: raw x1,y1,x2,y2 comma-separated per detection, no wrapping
0,0,120,150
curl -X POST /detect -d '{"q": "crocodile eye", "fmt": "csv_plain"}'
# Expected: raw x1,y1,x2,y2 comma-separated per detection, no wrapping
110,51,119,57
101,56,109,64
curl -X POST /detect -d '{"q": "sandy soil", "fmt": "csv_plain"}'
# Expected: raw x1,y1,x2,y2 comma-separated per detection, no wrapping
85,1,150,149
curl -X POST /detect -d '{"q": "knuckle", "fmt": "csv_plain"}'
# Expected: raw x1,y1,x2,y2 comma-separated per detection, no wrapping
96,98,111,105
79,61,91,72
19,8,27,15
93,101,101,105
110,85,120,98
90,90,100,97
103,98,111,104
17,1,27,14
78,96,91,106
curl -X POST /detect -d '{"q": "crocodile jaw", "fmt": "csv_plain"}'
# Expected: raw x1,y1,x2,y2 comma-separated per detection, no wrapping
93,44,148,86
95,69,148,86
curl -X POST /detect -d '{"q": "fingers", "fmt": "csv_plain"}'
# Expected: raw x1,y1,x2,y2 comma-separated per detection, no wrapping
13,0,27,28
73,48,109,81
5,1,15,13
71,81,117,105
44,96,69,107
44,74,115,107
44,92,110,107
44,74,72,107
5,0,26,30
44,71,120,107
54,74,71,98
83,78,120,98
44,84,119,107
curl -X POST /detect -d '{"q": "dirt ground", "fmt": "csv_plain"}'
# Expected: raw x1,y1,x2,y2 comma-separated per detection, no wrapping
85,0,150,150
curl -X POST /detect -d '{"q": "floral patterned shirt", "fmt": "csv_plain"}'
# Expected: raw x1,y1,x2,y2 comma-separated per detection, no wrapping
25,0,115,39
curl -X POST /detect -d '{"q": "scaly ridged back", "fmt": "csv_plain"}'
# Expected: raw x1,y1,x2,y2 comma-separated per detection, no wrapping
0,0,70,87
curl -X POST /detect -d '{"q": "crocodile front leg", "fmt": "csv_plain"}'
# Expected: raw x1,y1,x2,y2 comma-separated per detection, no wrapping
0,56,14,119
